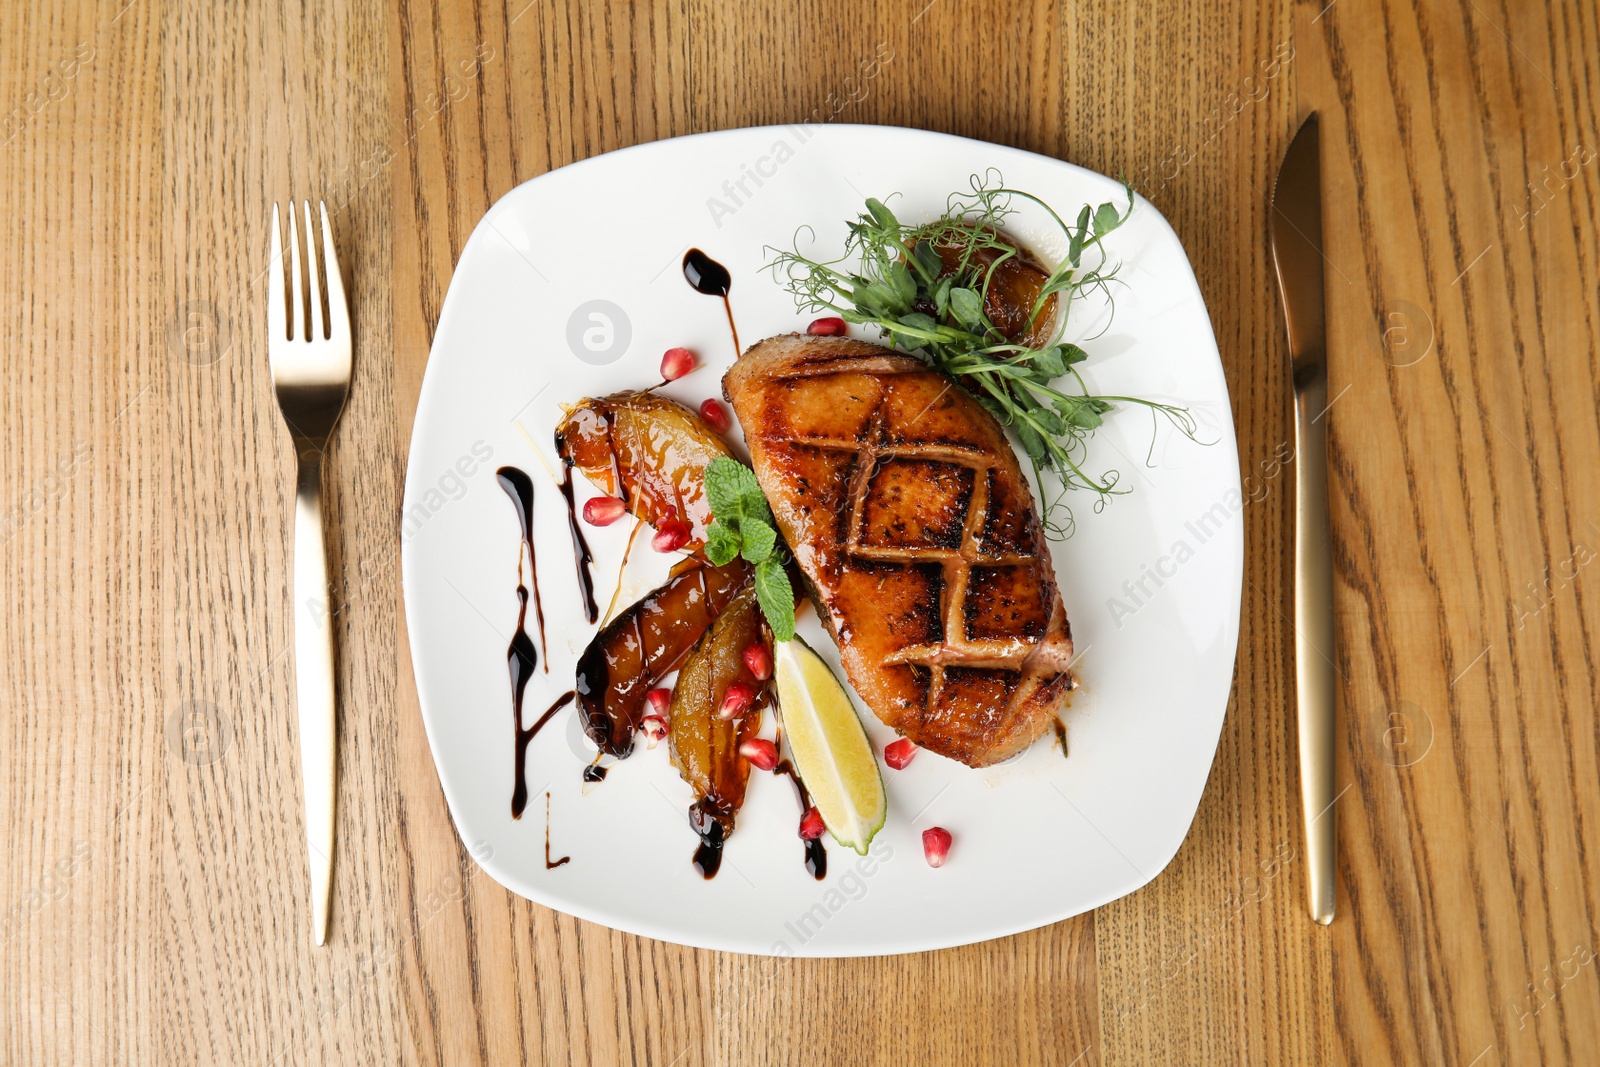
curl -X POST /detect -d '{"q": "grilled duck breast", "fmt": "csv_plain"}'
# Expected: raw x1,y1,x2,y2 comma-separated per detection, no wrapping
723,334,1075,767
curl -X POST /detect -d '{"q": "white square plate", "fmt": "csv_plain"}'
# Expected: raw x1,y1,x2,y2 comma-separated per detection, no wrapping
401,124,1242,957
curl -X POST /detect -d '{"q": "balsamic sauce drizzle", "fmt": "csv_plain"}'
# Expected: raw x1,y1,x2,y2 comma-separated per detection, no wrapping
555,464,600,624
498,464,562,820
497,467,548,666
544,792,571,869
512,692,574,820
689,802,728,879
682,249,740,355
1053,718,1069,758
775,758,827,880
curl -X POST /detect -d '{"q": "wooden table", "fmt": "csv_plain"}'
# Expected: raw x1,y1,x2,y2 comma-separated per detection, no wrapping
4,0,1597,1062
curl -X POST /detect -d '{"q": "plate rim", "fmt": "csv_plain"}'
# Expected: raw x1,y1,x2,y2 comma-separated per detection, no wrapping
401,122,1243,956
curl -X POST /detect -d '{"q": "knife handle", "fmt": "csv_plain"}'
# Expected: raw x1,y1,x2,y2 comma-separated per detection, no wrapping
1293,374,1337,925
293,449,338,945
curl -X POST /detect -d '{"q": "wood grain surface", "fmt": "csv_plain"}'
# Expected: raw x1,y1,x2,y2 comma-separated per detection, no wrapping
1,0,1596,1062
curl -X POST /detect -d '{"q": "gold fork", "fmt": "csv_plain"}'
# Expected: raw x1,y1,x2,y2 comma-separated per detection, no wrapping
267,201,351,945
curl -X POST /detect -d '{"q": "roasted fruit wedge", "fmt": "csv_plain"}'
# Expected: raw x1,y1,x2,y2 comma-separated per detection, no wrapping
555,391,734,550
575,558,749,757
668,583,767,877
771,637,885,855
916,230,1058,349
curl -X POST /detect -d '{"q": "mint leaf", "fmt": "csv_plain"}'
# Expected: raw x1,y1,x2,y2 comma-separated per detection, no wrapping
705,519,741,567
740,516,777,563
753,557,796,642
705,457,756,523
737,481,772,526
706,456,784,575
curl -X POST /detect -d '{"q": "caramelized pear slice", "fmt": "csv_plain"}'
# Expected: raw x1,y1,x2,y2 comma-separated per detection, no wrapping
668,583,766,878
555,391,733,550
916,230,1059,349
575,558,750,757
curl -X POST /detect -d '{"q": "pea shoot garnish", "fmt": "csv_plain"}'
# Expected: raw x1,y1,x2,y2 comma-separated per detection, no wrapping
767,173,1203,538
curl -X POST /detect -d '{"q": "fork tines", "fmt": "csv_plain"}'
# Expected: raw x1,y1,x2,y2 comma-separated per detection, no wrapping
268,200,348,350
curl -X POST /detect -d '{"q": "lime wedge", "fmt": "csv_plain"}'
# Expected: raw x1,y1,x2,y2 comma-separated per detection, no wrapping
773,638,886,854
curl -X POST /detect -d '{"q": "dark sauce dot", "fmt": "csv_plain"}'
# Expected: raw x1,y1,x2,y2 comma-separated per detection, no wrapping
544,792,571,869
682,248,731,297
804,838,827,879
775,758,827,881
682,249,742,357
689,801,728,879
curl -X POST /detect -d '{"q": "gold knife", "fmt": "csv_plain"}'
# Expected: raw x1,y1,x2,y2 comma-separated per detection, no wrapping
1269,113,1337,925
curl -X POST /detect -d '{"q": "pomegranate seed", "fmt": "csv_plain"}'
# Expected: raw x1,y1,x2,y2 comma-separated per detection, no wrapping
807,316,848,337
718,681,754,720
582,496,627,526
922,826,952,868
742,642,772,681
660,346,696,381
651,520,691,553
639,714,669,749
739,737,778,771
645,688,672,716
699,398,731,433
799,806,825,840
884,738,918,769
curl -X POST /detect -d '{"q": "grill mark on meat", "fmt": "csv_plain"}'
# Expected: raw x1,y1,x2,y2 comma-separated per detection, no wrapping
725,334,1076,767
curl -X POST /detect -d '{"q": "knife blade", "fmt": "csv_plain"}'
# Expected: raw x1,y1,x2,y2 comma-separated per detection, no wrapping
1269,112,1338,926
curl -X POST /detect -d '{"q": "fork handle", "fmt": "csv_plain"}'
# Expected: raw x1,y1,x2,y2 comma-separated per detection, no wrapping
293,449,338,945
1293,372,1337,925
